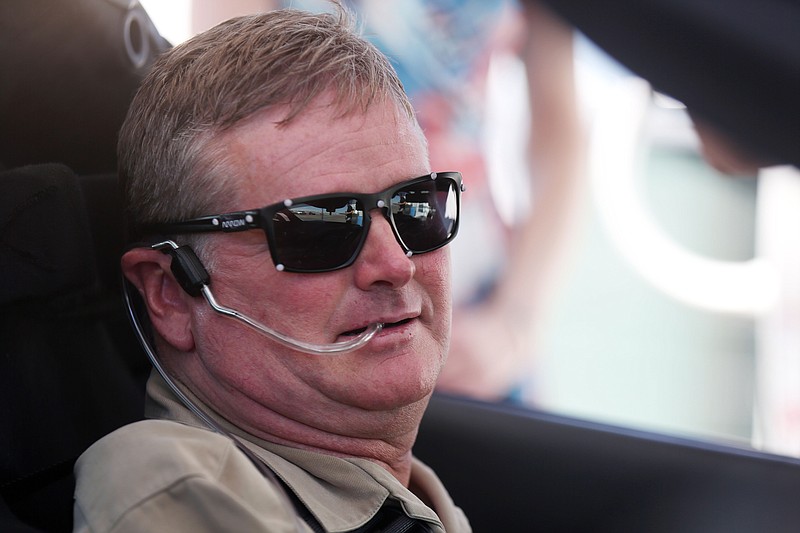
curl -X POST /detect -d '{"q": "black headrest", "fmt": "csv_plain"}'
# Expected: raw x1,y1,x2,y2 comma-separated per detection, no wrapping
0,0,170,174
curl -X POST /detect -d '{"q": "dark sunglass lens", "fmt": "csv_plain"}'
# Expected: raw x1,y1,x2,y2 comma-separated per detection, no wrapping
392,178,459,252
271,198,365,270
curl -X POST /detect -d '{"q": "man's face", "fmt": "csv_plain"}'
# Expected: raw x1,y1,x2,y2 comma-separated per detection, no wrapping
179,96,451,440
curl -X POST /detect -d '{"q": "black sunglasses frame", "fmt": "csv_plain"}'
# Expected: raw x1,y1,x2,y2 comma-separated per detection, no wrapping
144,171,464,273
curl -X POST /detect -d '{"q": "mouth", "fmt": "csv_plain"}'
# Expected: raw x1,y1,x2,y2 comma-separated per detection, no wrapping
340,317,413,337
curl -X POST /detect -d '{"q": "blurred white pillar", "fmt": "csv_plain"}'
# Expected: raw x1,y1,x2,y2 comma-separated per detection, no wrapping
753,165,800,456
589,77,777,316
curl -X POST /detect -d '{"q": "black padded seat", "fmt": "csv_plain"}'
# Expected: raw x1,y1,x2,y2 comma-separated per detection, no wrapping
0,164,147,532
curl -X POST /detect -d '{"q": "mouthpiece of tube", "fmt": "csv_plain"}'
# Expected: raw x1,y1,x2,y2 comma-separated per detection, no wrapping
200,286,383,354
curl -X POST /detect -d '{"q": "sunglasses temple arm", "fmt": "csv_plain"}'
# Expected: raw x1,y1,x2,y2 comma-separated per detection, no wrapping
199,286,383,354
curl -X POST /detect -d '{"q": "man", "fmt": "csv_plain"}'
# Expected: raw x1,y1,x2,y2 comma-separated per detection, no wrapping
73,7,470,532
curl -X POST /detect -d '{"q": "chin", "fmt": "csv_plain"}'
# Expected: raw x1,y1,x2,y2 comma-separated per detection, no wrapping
316,345,444,411
357,372,439,412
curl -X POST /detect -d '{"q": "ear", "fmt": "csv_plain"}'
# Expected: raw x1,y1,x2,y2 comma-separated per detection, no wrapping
121,247,196,352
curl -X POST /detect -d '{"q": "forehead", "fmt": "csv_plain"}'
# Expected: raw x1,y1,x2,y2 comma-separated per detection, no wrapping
217,97,429,209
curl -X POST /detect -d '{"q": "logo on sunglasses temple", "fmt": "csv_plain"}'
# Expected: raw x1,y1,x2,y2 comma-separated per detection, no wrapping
215,214,255,231
221,218,247,229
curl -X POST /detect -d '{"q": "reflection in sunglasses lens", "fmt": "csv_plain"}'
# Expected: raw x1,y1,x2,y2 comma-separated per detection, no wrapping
393,180,457,252
273,198,364,270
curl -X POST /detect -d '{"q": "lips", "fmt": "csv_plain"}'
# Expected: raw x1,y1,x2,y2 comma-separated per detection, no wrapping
339,317,413,337
340,325,368,337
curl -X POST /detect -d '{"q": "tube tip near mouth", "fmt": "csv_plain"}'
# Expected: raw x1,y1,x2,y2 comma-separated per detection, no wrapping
341,322,386,337
330,322,383,353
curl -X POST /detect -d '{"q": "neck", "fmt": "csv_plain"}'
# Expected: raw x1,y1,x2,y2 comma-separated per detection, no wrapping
228,393,426,486
146,370,428,486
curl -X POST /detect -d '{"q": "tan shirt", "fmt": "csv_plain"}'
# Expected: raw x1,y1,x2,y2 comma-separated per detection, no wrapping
73,373,471,532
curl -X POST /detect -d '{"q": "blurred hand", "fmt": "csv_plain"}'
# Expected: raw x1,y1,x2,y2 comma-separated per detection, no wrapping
693,118,769,176
437,301,535,400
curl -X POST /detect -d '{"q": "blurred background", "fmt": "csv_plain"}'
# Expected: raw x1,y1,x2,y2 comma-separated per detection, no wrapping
138,0,800,454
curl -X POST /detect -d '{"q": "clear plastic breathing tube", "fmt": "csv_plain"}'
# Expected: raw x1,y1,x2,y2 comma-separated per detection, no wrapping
200,285,383,354
148,239,383,355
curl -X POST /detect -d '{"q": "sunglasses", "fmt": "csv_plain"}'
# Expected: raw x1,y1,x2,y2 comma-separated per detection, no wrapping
145,172,464,273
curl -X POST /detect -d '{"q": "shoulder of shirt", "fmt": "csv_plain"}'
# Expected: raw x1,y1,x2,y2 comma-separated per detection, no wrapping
77,419,236,477
73,419,289,531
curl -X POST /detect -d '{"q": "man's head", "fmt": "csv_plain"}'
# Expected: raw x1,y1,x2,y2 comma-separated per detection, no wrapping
120,7,456,464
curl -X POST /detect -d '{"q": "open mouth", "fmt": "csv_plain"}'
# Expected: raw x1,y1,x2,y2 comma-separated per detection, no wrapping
340,318,412,337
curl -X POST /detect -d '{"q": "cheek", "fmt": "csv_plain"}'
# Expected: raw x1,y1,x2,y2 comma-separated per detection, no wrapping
417,249,452,335
187,310,315,417
421,248,452,300
206,252,351,348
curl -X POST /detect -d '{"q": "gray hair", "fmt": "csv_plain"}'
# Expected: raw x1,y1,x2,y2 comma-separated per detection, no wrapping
119,5,416,241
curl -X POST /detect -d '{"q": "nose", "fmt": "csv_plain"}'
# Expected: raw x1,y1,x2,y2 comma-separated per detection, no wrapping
351,210,415,290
